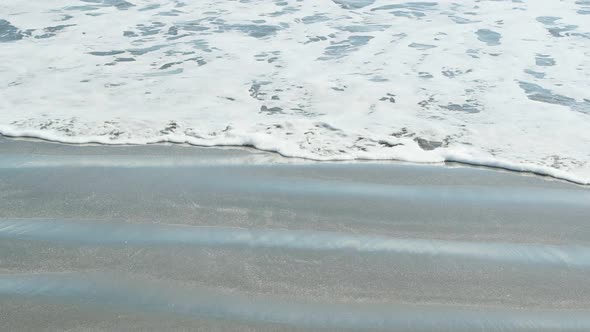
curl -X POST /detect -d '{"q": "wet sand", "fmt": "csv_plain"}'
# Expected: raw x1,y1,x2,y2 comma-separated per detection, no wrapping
1,137,589,331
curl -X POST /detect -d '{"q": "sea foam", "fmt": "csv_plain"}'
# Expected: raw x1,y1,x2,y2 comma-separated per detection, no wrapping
1,0,589,183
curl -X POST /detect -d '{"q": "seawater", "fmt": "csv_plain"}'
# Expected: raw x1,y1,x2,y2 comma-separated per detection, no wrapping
1,0,589,183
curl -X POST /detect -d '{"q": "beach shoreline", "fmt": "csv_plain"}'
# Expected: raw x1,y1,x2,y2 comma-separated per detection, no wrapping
1,135,587,186
1,135,589,331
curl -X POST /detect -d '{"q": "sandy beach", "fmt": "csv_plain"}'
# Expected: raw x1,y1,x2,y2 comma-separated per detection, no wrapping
1,136,589,331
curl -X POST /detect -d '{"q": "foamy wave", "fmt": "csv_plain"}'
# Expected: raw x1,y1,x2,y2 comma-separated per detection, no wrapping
1,123,588,185
1,0,589,184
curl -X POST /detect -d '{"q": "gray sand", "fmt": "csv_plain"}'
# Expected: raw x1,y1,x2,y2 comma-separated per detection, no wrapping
1,137,589,331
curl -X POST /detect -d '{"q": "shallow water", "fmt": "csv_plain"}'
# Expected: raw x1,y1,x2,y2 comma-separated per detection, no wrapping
3,218,590,268
2,273,590,331
1,0,589,183
1,139,590,330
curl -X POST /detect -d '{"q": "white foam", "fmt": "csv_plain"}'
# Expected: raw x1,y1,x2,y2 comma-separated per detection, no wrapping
1,0,589,184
